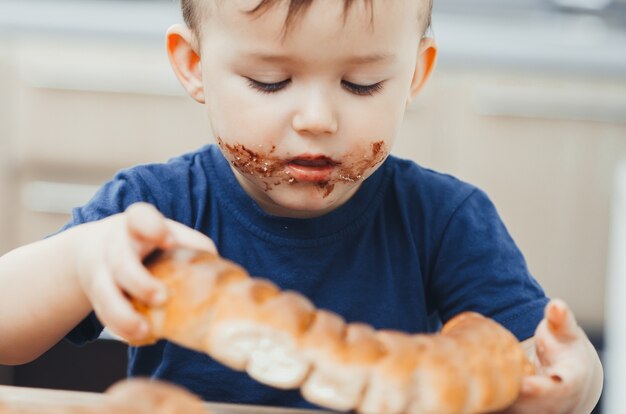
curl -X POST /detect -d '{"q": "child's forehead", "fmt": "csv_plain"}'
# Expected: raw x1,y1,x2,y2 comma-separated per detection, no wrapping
197,0,424,66
200,0,429,36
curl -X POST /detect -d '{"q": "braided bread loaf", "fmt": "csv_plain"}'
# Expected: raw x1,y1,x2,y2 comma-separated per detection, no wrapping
130,248,535,414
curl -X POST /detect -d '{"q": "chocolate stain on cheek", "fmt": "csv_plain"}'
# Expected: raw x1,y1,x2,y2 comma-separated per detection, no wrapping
217,137,387,198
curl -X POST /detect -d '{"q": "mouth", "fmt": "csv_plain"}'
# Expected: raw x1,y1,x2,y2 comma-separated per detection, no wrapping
289,155,338,167
286,155,339,182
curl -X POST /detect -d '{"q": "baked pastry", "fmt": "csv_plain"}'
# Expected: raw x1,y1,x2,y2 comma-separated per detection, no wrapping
130,248,534,414
106,378,207,414
0,379,207,414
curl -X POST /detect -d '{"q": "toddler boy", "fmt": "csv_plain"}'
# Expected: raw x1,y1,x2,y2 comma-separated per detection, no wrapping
0,0,602,412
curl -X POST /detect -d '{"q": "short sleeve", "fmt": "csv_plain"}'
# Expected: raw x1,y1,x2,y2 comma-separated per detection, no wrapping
60,169,157,346
429,188,549,341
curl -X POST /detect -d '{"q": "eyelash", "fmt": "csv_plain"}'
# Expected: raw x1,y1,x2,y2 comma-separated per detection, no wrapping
246,78,384,97
247,78,290,94
344,81,384,96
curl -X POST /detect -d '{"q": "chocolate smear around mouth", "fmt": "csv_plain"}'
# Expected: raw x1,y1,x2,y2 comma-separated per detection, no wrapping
217,137,387,198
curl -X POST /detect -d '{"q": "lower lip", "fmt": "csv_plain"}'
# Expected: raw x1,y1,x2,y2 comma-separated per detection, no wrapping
286,163,335,182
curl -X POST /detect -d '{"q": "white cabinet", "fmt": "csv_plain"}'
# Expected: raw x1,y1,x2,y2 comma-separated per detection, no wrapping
0,37,210,248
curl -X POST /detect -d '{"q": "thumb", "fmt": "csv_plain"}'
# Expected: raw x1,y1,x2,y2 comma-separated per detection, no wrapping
166,220,217,254
519,374,561,398
545,299,579,341
125,202,174,252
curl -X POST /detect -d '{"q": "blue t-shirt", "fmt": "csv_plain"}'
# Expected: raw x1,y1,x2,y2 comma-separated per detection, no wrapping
63,144,548,408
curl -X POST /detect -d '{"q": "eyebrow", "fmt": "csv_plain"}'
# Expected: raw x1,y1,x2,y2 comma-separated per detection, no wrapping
243,52,395,65
346,53,395,64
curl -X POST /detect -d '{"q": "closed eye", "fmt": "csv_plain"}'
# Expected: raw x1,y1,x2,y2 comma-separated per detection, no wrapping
246,77,384,96
342,80,384,96
246,78,290,94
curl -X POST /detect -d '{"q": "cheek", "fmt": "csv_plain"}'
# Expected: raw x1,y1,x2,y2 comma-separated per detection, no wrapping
340,140,389,181
342,100,403,150
204,72,285,145
341,77,410,145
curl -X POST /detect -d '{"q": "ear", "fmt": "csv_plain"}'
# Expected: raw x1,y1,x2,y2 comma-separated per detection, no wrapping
166,24,205,104
407,37,438,104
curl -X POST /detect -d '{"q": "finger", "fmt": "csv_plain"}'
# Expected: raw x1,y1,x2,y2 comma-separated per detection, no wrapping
545,299,579,341
166,220,217,253
125,203,173,250
108,245,168,307
89,268,151,342
533,335,551,368
520,375,561,399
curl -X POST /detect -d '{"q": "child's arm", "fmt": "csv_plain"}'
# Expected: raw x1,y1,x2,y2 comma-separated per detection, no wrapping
0,203,215,366
0,224,94,365
503,299,603,414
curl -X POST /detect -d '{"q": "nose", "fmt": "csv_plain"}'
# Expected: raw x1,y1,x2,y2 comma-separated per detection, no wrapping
291,89,338,136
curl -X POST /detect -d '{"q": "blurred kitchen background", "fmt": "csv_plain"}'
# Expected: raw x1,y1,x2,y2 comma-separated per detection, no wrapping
0,0,624,412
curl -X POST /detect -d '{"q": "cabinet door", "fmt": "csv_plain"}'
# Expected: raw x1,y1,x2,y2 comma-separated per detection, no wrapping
14,38,211,171
6,38,214,247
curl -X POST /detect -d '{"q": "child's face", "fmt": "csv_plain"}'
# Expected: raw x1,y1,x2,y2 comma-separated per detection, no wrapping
169,0,436,218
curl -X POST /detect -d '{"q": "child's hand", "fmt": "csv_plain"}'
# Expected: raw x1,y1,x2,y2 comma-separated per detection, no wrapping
503,299,602,414
75,202,216,342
